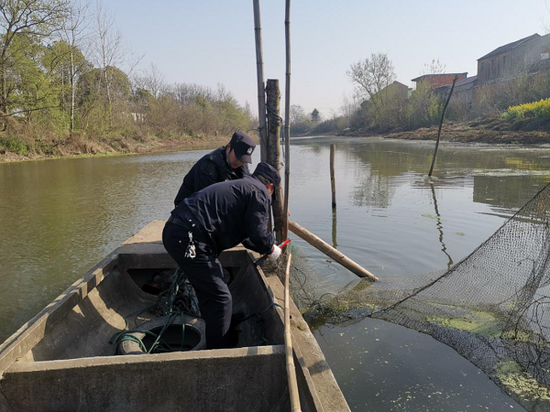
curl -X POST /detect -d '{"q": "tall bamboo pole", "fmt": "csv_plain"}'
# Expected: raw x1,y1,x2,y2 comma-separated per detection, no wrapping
283,0,291,240
284,254,301,412
253,0,267,162
428,75,458,177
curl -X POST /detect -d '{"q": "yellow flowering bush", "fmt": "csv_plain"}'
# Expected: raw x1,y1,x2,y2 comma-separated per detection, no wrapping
505,98,550,120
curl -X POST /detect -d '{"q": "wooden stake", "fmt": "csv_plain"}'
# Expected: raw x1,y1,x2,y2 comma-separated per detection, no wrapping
330,143,336,209
282,0,291,240
253,0,267,162
284,254,301,412
428,75,458,177
266,79,285,243
289,220,378,281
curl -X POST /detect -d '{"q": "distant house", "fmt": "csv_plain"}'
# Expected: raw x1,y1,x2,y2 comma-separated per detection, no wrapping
411,73,468,89
433,75,478,107
477,33,550,84
374,80,412,100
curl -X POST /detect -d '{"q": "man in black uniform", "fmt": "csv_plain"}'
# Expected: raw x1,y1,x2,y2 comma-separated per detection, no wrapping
174,131,256,206
162,162,282,349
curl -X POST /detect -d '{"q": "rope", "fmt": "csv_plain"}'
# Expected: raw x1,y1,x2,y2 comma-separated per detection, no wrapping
111,268,281,352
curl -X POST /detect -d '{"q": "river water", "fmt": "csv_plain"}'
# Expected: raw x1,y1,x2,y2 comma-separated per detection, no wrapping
2,136,549,410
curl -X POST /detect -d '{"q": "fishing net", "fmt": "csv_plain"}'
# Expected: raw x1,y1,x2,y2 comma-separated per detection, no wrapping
290,183,550,411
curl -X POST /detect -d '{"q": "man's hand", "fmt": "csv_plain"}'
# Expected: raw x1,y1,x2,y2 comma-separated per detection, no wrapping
268,244,282,261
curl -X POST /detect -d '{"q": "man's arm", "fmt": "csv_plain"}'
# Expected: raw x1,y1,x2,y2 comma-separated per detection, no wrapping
192,160,220,192
243,192,275,255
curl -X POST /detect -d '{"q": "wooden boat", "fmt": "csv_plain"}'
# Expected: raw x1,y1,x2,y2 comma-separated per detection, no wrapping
0,221,350,412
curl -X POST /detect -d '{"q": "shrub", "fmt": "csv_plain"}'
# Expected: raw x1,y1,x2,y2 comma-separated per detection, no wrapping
505,98,550,120
1,137,29,155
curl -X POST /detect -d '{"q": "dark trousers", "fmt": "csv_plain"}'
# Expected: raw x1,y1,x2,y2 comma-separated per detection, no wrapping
162,222,232,349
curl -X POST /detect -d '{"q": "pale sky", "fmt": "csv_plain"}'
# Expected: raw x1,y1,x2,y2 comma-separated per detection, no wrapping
104,0,549,118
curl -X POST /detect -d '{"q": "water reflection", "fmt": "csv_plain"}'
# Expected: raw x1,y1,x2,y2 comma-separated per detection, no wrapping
429,180,454,270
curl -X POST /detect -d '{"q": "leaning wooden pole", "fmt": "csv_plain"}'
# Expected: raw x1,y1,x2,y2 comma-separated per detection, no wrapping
289,220,378,281
284,254,301,412
282,0,291,240
253,0,268,162
428,75,458,177
266,79,285,243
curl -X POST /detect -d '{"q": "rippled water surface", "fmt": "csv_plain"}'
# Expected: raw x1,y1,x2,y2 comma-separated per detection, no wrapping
2,136,549,410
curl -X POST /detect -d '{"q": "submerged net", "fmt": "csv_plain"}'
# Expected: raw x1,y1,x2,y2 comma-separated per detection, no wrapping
290,183,550,410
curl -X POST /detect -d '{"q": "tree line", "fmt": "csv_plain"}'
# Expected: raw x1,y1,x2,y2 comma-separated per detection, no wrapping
0,0,253,156
293,53,550,136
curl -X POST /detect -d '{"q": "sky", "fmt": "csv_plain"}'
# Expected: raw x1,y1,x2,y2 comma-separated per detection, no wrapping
103,0,550,118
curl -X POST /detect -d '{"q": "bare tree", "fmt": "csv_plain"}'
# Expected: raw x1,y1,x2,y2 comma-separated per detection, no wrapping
422,58,446,75
339,93,360,118
0,0,70,126
133,63,165,98
60,0,90,134
348,53,396,126
170,82,214,106
347,53,396,100
90,0,124,115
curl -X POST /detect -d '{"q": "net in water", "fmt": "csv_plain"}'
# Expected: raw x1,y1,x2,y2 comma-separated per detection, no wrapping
291,183,550,411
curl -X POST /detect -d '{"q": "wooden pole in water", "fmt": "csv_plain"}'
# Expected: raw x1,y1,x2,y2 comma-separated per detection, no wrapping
428,75,458,177
266,79,285,243
284,253,301,412
288,220,378,281
282,0,291,241
253,0,267,162
330,143,336,208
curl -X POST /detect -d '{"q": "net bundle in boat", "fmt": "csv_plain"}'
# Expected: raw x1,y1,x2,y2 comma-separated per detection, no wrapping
291,183,550,411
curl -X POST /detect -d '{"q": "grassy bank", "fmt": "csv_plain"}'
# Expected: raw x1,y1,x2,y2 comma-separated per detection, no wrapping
339,115,550,145
0,134,234,163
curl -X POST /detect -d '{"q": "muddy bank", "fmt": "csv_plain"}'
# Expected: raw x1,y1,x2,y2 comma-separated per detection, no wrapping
0,134,233,163
340,117,550,145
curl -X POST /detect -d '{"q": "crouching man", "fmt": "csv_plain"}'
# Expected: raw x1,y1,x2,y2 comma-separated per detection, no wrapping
162,162,283,349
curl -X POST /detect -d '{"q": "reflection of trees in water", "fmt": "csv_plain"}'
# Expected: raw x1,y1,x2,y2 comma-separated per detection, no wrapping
473,175,550,211
351,169,394,208
295,138,550,211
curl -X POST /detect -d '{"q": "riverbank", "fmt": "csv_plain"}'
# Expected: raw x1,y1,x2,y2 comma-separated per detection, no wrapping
0,134,233,163
339,116,550,145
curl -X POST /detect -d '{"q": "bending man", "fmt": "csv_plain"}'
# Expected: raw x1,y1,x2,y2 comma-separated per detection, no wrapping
174,131,256,206
163,162,282,349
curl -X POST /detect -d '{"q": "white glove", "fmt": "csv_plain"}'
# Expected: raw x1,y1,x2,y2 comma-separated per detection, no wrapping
268,244,282,261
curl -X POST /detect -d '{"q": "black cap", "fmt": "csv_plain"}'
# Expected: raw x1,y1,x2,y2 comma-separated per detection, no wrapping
253,162,281,189
230,132,256,163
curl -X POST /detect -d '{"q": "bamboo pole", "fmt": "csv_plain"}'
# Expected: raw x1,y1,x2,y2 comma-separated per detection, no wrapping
428,75,458,177
253,0,267,162
282,0,291,240
266,79,285,243
289,220,378,281
284,254,301,412
330,144,336,208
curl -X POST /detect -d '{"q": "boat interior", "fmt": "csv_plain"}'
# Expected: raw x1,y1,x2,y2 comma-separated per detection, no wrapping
0,221,349,412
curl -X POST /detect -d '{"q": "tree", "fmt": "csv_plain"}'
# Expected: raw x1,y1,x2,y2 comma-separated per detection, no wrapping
421,58,446,75
59,0,90,134
348,53,396,127
0,0,70,127
348,53,396,100
132,63,165,98
90,0,125,123
311,108,320,123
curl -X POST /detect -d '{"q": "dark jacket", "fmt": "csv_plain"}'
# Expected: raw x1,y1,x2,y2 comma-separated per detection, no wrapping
174,146,250,207
171,175,274,256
